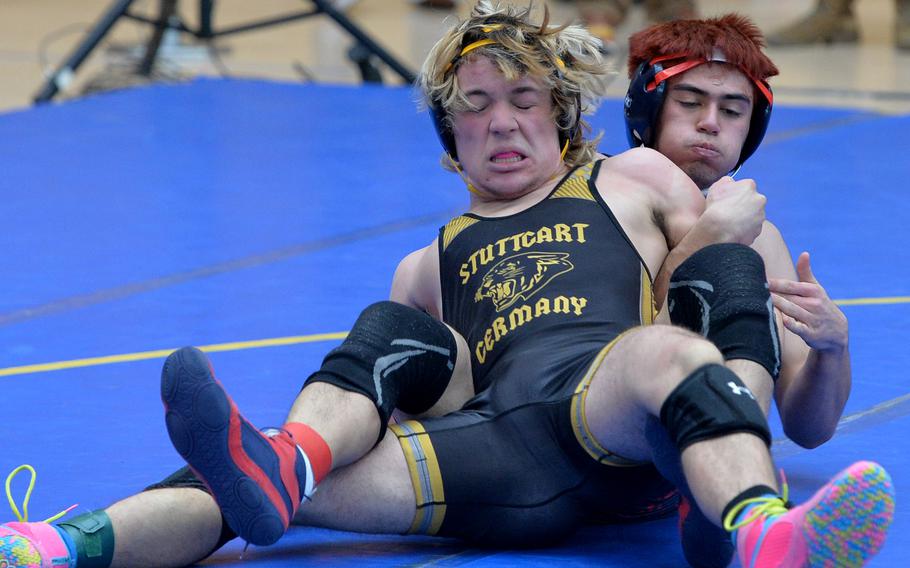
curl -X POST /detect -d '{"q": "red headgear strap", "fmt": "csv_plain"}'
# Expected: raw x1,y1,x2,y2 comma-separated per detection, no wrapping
629,14,777,105
645,52,773,106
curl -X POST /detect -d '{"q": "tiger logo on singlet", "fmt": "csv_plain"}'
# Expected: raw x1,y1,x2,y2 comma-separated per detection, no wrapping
474,251,574,312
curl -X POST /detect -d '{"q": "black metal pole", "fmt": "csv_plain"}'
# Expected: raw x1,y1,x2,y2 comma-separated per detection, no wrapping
308,0,416,84
199,0,215,38
137,0,178,76
33,0,137,103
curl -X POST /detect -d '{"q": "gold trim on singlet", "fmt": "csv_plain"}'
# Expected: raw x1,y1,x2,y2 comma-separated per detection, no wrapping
549,161,596,200
441,161,598,252
640,265,656,325
389,420,447,535
570,330,651,468
441,215,480,251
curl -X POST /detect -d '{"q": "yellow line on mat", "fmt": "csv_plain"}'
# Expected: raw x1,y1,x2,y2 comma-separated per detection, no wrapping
1,294,908,378
834,296,910,306
0,332,348,377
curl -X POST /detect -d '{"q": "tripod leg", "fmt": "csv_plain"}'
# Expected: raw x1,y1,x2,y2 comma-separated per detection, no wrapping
348,43,383,83
199,0,215,39
33,0,139,104
307,0,416,84
138,0,179,76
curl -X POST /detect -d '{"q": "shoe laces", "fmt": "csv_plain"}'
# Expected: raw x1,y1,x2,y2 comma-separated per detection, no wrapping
5,464,78,523
722,470,790,532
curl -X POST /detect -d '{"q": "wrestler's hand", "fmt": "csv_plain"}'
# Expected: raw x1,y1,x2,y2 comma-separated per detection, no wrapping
701,176,766,245
769,252,848,352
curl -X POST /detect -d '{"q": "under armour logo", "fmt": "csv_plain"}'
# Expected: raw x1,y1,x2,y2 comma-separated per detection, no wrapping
727,381,755,400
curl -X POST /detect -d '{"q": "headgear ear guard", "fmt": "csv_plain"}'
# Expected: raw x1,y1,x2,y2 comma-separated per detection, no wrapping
430,99,459,160
739,82,772,169
623,59,668,151
623,55,773,172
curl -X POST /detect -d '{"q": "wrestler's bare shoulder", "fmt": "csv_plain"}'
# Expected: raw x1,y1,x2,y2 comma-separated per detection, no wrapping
597,148,703,208
391,240,442,316
601,147,681,184
592,148,686,196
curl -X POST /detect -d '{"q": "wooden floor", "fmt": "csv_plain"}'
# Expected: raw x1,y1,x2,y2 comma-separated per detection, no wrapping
1,0,909,114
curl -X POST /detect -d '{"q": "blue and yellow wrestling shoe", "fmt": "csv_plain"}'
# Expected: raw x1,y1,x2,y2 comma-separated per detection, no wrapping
161,347,315,546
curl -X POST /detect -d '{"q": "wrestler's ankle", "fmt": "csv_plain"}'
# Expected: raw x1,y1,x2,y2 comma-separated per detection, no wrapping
282,422,333,487
56,510,116,568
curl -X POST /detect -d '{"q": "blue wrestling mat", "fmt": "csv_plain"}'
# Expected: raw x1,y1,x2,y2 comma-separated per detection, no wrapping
1,78,907,566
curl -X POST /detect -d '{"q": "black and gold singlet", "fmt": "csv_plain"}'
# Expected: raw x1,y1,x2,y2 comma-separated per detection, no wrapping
438,159,655,399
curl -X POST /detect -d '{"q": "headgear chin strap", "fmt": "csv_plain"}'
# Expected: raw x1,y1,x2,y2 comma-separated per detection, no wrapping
624,51,773,173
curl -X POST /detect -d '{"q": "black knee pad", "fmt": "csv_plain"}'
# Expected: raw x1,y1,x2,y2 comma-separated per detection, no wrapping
669,243,781,380
144,464,210,493
305,301,458,444
660,364,771,451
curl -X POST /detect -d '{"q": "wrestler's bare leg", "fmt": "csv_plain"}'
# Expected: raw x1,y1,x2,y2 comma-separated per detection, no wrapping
722,309,788,415
103,325,471,567
293,433,416,533
292,324,473,531
583,325,777,524
105,489,222,568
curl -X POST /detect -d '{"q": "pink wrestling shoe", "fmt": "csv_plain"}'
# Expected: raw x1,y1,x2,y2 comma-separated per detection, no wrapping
725,461,894,568
0,522,71,568
1,465,75,568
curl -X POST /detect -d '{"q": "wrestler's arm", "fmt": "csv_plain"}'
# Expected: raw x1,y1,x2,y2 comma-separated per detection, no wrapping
388,240,474,416
652,167,706,252
594,150,705,327
754,223,851,448
603,148,705,251
621,148,708,289
389,239,443,318
652,176,767,310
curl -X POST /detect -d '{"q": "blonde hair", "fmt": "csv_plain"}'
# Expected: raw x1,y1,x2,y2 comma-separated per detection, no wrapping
418,1,614,171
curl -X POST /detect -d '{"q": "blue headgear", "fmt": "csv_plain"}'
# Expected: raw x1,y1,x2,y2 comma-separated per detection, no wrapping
623,52,773,172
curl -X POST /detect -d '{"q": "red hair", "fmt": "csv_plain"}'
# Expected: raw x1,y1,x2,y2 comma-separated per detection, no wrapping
627,14,778,82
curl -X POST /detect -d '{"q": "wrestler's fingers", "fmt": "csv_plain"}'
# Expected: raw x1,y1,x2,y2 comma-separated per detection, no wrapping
771,293,813,323
768,278,824,299
771,288,824,308
796,252,819,285
768,278,808,295
780,312,808,336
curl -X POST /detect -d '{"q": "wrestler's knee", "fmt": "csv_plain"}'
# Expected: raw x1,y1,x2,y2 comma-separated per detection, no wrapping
670,243,781,379
624,326,724,399
579,327,723,457
304,301,459,446
409,325,474,417
658,326,723,374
